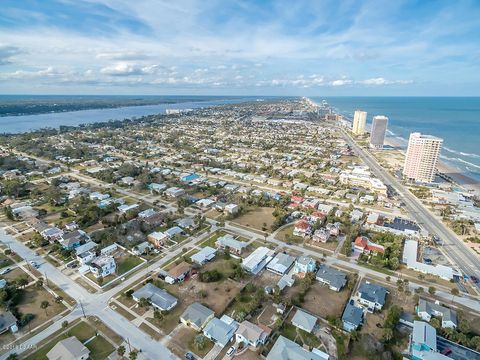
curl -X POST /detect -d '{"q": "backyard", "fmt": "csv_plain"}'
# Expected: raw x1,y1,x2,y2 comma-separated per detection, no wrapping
302,282,352,319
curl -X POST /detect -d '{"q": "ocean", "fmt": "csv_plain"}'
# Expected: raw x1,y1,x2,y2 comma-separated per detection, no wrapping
316,97,480,182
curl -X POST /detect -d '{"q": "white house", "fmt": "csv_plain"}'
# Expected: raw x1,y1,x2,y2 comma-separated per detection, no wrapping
89,256,116,278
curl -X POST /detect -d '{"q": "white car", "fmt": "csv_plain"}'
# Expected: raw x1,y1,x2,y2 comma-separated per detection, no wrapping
0,268,11,275
226,347,235,356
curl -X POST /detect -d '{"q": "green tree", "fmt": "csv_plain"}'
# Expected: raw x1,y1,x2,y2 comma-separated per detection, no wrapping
194,334,207,350
40,300,50,316
428,286,436,295
450,288,460,303
117,345,126,356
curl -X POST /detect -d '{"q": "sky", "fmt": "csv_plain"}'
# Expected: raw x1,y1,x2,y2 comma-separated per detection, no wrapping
0,0,479,96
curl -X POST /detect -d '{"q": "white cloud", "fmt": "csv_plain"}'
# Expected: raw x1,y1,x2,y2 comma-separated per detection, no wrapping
359,77,413,85
331,79,353,86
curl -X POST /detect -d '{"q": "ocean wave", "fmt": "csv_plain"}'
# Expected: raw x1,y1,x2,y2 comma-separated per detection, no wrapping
443,146,480,159
440,155,480,170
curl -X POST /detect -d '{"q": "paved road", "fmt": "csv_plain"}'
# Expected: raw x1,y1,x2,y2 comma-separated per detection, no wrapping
0,225,216,360
341,129,480,279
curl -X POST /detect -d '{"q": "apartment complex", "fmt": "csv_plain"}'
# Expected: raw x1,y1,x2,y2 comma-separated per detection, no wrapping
403,132,443,183
352,110,367,135
369,115,388,149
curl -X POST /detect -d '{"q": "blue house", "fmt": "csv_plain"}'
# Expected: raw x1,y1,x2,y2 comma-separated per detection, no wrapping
293,256,316,276
342,301,364,332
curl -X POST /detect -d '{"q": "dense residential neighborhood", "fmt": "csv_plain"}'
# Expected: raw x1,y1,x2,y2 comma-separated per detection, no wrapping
0,98,479,360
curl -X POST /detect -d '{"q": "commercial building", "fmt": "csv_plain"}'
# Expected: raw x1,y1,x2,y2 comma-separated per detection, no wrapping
369,115,388,149
402,240,460,280
352,110,367,135
403,132,443,183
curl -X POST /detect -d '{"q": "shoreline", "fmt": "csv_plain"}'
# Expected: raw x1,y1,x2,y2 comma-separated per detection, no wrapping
383,137,480,193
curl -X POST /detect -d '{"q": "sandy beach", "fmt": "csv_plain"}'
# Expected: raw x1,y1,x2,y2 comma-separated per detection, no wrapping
384,137,480,193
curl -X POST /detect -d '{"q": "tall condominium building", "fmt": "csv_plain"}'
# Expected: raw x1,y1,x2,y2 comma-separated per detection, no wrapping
369,115,388,149
403,132,443,183
352,110,367,135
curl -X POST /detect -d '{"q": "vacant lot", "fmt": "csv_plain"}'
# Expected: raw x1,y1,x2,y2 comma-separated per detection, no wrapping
303,282,351,319
116,254,143,275
17,286,67,330
233,207,276,231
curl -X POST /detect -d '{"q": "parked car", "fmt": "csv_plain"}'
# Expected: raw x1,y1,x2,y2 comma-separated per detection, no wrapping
0,267,11,275
184,353,195,360
441,348,452,355
227,347,235,356
29,261,39,268
471,275,479,284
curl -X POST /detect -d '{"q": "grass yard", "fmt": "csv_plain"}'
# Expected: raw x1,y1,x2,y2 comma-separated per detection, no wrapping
25,321,96,360
302,282,352,319
280,323,321,348
116,255,143,275
233,207,276,232
199,230,230,248
17,286,67,330
0,254,14,268
275,224,304,244
85,335,115,360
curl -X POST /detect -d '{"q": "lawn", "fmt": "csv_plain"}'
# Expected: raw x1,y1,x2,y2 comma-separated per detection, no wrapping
233,207,276,232
200,230,249,248
85,335,115,360
280,323,322,348
0,254,14,268
168,326,214,359
275,224,304,244
16,286,67,330
117,255,143,275
25,321,96,360
302,282,352,319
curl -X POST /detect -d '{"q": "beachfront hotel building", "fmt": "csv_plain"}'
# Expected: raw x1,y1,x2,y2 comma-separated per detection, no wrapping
403,132,443,183
369,115,388,149
352,110,367,135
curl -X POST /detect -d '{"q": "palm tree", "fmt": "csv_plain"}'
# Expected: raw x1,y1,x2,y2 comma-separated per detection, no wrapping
40,300,50,316
383,328,393,342
194,334,207,350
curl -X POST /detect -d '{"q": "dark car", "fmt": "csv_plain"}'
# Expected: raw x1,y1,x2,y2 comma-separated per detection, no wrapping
471,275,479,284
441,348,452,355
185,353,195,360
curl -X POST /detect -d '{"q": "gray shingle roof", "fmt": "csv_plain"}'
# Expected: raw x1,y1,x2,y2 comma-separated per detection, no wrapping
342,302,363,327
358,281,387,306
315,264,347,290
132,283,177,311
266,335,326,360
181,303,214,328
291,309,317,333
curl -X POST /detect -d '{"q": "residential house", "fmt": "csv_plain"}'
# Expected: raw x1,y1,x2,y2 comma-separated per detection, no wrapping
89,255,116,278
293,220,312,237
132,241,152,255
350,209,364,223
196,198,215,209
224,203,239,215
165,226,183,239
60,230,91,250
411,321,450,360
215,235,248,255
175,217,197,231
191,246,216,265
315,264,347,292
293,256,316,278
266,253,295,275
309,211,326,224
165,187,185,198
342,301,364,332
242,247,274,275
47,336,90,360
180,302,215,331
163,261,191,284
312,228,330,243
357,281,388,311
203,316,238,347
416,299,457,329
147,231,168,248
137,208,156,219
0,312,18,334
132,283,177,311
141,211,164,227
117,204,139,213
266,336,328,360
235,321,271,349
41,227,64,241
291,309,317,333
354,236,385,255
